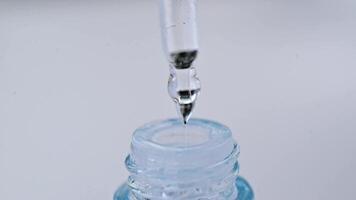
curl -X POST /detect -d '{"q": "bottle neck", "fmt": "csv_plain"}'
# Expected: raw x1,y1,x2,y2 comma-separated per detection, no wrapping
125,119,240,200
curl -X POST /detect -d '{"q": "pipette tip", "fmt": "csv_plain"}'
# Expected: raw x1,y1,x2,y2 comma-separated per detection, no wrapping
177,102,194,125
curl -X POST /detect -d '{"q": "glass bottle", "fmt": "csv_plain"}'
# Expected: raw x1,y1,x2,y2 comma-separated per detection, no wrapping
114,118,254,200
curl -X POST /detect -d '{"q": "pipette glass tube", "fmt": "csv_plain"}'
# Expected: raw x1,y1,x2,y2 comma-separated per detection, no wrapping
160,0,201,124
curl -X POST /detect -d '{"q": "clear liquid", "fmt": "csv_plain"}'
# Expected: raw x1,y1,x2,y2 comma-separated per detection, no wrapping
170,50,198,69
168,50,201,124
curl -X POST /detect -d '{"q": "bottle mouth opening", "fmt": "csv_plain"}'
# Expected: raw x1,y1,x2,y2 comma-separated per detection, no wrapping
129,118,238,171
132,118,232,151
151,124,210,147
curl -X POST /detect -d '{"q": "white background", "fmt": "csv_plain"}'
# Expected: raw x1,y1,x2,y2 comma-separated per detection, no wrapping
1,0,356,199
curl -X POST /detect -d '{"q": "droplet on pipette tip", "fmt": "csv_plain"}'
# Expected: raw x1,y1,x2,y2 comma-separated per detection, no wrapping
177,101,195,125
170,88,199,125
167,50,200,125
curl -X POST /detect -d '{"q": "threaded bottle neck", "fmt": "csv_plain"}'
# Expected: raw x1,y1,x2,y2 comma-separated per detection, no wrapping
125,119,240,200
